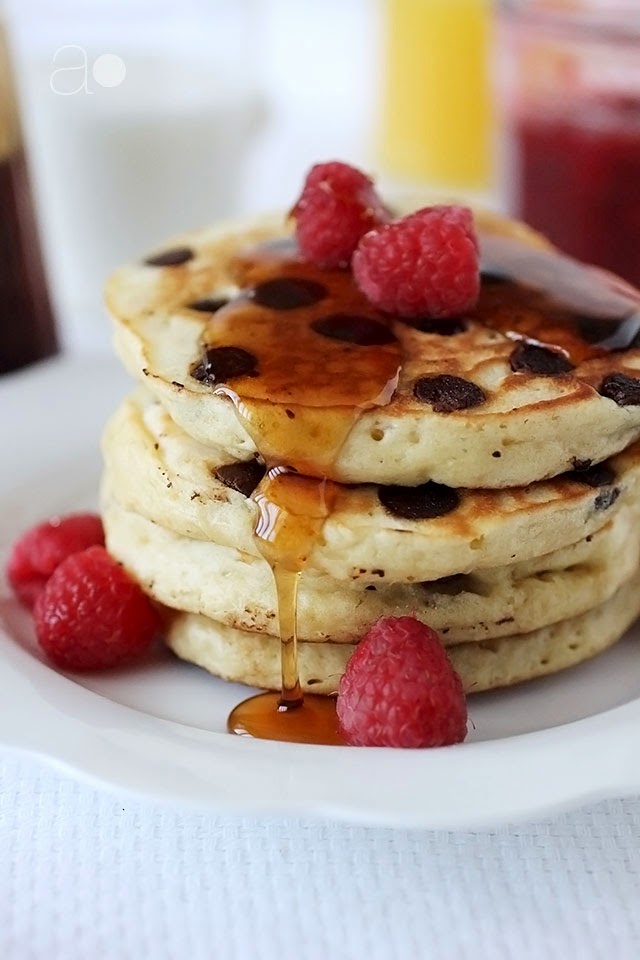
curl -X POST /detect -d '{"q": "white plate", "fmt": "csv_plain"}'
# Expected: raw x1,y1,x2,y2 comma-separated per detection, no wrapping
2,356,640,830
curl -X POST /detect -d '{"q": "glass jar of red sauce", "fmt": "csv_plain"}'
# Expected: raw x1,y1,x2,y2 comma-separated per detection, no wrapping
0,17,57,375
499,1,640,287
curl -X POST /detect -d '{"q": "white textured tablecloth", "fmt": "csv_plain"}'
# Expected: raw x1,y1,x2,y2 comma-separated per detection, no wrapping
2,753,639,960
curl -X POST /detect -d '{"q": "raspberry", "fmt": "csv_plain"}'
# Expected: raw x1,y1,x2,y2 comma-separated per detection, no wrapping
34,546,160,670
352,205,480,319
336,616,468,748
291,161,387,268
6,513,105,608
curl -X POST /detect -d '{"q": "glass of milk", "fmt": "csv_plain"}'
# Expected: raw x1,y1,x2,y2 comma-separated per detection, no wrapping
7,0,265,352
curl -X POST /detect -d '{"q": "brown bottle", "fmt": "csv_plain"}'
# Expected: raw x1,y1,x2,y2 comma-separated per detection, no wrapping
0,21,57,375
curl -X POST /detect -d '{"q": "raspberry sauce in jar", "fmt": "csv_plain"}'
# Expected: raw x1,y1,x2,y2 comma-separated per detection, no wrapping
499,1,640,287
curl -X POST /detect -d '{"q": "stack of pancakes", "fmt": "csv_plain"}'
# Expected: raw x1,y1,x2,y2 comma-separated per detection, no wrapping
102,210,640,694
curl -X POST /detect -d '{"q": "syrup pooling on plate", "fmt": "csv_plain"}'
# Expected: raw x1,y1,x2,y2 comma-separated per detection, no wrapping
192,231,640,744
228,692,345,745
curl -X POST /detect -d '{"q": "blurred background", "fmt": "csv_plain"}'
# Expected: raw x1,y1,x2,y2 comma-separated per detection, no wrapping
1,0,639,368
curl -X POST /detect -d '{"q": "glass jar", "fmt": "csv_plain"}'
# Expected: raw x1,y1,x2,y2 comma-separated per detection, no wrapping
498,1,640,286
0,16,57,374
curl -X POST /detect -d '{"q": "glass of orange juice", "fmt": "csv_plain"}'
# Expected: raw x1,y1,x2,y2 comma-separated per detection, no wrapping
378,0,493,198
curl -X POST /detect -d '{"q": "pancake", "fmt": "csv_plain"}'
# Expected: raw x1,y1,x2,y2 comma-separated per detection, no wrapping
102,390,640,583
103,497,640,645
164,571,640,694
106,210,640,490
103,199,640,713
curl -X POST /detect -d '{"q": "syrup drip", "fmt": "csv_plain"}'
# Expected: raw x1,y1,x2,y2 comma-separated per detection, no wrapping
184,249,400,741
252,467,336,707
213,249,402,742
208,233,640,744
274,568,302,707
226,466,341,742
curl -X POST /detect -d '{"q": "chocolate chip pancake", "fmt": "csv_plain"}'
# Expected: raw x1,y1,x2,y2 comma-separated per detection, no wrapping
102,390,640,583
106,210,640,490
102,197,640,723
163,571,640,694
102,497,640,646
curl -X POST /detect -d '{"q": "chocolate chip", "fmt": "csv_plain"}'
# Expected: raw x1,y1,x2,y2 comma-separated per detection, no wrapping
413,374,486,412
510,341,574,375
251,277,327,310
571,458,592,472
405,317,468,336
215,460,266,498
188,297,229,313
191,346,258,384
564,460,619,506
599,373,640,406
492,451,502,458
378,481,460,520
311,314,396,346
566,464,616,487
144,247,194,267
594,487,620,511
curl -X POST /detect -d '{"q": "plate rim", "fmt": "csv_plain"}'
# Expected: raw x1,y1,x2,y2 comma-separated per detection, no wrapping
1,622,640,830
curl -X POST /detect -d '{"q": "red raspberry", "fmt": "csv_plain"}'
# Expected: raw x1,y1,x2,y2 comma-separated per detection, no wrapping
291,161,387,268
34,546,160,671
6,513,105,608
352,205,480,318
336,616,468,748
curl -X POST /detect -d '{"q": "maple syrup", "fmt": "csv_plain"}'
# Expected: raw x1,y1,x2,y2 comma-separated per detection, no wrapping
203,248,401,742
226,467,342,741
478,233,640,365
228,692,345,745
200,255,400,476
189,233,640,745
0,26,57,374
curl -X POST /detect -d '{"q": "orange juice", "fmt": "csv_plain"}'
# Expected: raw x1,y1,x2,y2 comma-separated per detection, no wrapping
379,0,492,190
